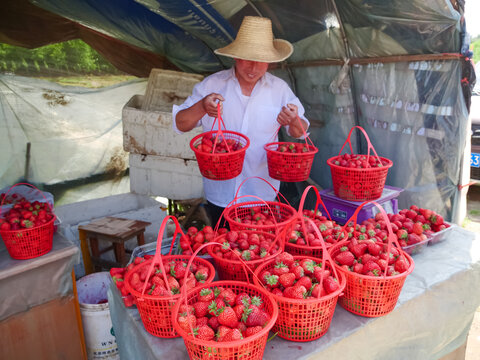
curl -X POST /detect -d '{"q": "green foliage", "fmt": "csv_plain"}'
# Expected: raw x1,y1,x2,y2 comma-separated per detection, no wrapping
0,40,122,76
472,37,480,65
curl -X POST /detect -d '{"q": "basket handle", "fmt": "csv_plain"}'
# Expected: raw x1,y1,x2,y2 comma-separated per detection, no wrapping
233,176,291,207
337,126,383,168
294,185,332,247
220,194,284,251
269,114,314,148
140,215,186,296
340,201,404,277
0,182,53,217
209,101,233,153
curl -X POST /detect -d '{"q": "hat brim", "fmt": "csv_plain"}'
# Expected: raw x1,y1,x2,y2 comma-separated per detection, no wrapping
214,39,293,63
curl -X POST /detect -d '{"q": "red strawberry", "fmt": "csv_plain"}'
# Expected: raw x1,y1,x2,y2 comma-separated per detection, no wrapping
335,247,355,266
235,293,251,306
216,326,231,342
177,313,197,332
323,276,340,294
275,252,295,267
208,316,220,331
219,289,236,306
245,306,270,327
192,301,209,318
412,222,424,235
195,268,209,282
429,213,444,226
264,274,279,288
283,285,307,299
291,265,305,279
171,262,188,279
218,307,238,328
296,276,312,290
367,242,381,256
278,273,296,288
193,325,214,341
245,326,263,338
394,257,409,273
272,263,289,276
222,328,243,342
198,288,214,303
363,261,381,275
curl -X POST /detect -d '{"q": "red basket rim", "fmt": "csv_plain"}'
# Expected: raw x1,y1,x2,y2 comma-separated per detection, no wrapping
264,142,318,156
328,242,415,280
190,130,250,156
326,156,393,171
0,215,56,234
253,255,346,304
172,280,278,348
224,201,297,229
206,231,281,266
124,255,215,300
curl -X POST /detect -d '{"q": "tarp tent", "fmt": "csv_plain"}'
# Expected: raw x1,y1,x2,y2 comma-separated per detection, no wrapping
0,0,476,222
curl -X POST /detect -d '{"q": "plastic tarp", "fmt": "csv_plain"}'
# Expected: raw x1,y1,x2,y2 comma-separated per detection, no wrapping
0,0,473,222
0,74,147,188
108,227,480,359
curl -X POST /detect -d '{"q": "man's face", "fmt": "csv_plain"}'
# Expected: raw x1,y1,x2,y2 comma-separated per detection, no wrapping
234,59,269,86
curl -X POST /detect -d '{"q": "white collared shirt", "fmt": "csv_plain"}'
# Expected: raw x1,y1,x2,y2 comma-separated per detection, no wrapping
172,67,309,207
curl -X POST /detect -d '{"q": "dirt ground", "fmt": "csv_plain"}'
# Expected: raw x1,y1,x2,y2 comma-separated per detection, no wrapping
465,184,480,360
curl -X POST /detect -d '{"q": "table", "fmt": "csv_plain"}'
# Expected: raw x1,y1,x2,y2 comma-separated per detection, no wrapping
108,226,480,360
78,217,151,273
0,232,86,359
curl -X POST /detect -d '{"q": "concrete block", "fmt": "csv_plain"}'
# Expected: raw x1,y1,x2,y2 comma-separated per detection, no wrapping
129,153,204,200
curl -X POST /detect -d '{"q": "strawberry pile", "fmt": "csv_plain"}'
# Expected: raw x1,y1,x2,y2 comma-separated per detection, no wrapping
333,237,410,277
258,252,341,299
176,286,271,342
358,205,450,250
332,153,389,168
208,230,280,262
275,142,312,153
195,135,244,154
0,192,25,206
229,206,285,229
179,225,226,256
0,199,54,231
126,257,211,299
287,209,342,247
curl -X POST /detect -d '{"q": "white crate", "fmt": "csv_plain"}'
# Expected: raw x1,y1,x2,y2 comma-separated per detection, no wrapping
122,95,202,159
129,153,204,200
142,69,203,112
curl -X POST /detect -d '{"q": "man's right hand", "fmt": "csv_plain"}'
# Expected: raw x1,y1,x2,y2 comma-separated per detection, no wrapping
202,93,225,118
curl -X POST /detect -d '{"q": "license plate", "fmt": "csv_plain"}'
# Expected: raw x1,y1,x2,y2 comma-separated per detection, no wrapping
471,153,480,168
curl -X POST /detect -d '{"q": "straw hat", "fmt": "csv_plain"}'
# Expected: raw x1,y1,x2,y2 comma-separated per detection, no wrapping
214,16,293,63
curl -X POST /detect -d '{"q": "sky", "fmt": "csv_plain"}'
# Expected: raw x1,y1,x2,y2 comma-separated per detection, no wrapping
465,1,480,38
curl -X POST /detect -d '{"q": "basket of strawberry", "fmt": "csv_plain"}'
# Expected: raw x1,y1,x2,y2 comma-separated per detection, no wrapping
207,229,282,282
327,126,393,201
124,216,215,338
190,103,250,180
172,280,278,360
0,183,56,260
328,201,414,317
254,249,345,342
264,136,318,183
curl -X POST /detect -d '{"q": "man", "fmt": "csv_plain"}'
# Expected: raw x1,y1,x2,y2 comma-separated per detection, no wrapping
172,16,309,227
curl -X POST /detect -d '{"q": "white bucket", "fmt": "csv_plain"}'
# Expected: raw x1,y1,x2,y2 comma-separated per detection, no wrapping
77,272,119,360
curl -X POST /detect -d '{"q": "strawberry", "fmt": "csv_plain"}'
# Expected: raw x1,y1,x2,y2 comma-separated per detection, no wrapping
412,222,424,235
394,257,409,273
291,265,305,279
177,313,197,332
245,306,270,327
171,262,188,279
367,242,381,256
264,274,279,288
216,326,231,342
219,289,236,306
198,288,214,303
192,301,209,318
272,263,289,276
283,285,307,299
192,325,215,341
245,326,263,338
323,276,340,294
300,259,317,275
235,293,251,306
218,307,239,328
278,273,296,288
429,213,444,226
275,252,295,267
296,276,312,290
208,316,220,331
335,247,355,266
195,268,209,282
222,328,243,342
363,261,381,275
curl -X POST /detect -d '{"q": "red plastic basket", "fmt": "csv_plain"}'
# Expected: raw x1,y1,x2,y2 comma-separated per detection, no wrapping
0,183,55,260
207,230,282,282
265,142,318,182
190,103,250,180
327,126,393,201
124,255,215,338
124,216,215,338
254,256,345,342
172,280,278,360
328,202,414,317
